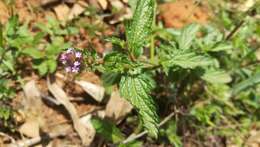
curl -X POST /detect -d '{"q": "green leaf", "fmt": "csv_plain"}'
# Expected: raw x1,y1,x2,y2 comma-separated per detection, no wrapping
2,60,15,74
22,48,44,59
232,73,260,95
177,23,200,50
0,23,3,48
160,47,213,69
104,52,132,73
165,120,182,147
119,74,159,138
126,0,155,57
35,61,48,76
105,37,126,49
47,60,57,73
6,15,19,37
209,43,233,52
202,69,232,84
91,117,125,143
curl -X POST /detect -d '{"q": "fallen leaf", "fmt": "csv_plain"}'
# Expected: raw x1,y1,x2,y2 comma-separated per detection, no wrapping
159,0,210,28
75,80,105,102
68,1,88,20
20,80,44,138
47,75,92,145
110,0,124,10
19,119,40,138
238,0,255,12
80,114,96,143
54,4,70,23
98,0,108,10
105,89,133,122
41,0,59,6
0,1,9,24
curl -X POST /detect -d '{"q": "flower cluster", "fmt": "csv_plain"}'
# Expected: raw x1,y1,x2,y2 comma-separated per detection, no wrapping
59,48,83,73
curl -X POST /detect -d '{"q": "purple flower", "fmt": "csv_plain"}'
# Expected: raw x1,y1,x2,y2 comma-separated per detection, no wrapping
74,61,81,67
75,51,82,58
59,48,83,73
72,66,80,73
60,53,67,60
65,67,72,72
66,47,75,53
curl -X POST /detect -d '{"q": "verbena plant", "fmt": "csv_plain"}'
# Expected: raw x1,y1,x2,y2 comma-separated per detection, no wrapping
60,0,234,139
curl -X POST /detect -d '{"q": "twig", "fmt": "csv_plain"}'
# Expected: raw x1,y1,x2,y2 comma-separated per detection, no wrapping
122,111,175,144
0,132,16,144
9,131,68,147
225,20,245,40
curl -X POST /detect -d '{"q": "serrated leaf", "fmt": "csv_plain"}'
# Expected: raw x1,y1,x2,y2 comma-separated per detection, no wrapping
202,69,232,84
103,52,132,73
209,43,232,52
177,23,200,50
91,117,125,143
22,48,44,59
119,74,159,138
232,73,260,95
105,37,125,49
161,48,213,69
6,15,19,37
126,0,155,57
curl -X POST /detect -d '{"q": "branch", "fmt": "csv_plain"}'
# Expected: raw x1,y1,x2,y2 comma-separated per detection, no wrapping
122,111,175,144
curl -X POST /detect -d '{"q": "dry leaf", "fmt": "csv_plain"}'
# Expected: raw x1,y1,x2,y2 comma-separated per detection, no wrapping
20,80,44,138
105,89,133,122
75,80,105,102
54,4,70,23
238,0,255,12
110,0,124,10
256,48,260,61
41,0,59,6
68,2,88,20
80,114,95,143
98,0,108,10
19,119,40,138
246,130,260,147
0,1,9,24
23,80,41,100
47,76,92,146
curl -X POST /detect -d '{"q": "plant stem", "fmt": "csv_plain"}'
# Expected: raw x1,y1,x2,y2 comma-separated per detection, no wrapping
225,20,245,40
150,35,155,63
0,23,3,48
122,111,175,144
150,1,157,63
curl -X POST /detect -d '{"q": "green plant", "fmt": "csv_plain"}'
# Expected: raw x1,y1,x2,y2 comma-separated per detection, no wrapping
58,0,235,140
22,16,78,76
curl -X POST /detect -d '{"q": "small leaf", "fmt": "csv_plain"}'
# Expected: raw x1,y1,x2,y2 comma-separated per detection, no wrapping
126,0,155,57
202,69,232,84
105,37,125,49
119,74,159,138
232,73,260,95
209,43,233,52
104,52,132,73
47,60,57,73
160,47,214,69
177,23,200,50
36,61,48,76
91,117,125,143
22,48,44,59
6,15,19,37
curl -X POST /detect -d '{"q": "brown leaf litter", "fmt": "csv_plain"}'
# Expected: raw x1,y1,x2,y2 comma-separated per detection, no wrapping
159,0,211,28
